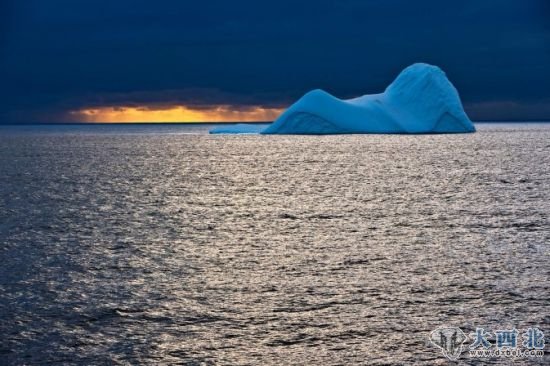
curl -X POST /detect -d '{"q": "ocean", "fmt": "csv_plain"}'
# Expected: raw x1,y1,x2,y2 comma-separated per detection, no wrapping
0,123,548,365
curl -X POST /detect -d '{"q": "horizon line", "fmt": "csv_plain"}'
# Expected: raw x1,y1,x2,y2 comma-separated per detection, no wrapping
2,120,550,126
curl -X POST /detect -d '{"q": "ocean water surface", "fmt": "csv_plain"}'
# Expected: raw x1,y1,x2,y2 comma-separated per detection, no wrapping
0,123,548,365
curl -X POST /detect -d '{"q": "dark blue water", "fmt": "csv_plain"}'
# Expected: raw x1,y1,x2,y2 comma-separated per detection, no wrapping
0,123,548,365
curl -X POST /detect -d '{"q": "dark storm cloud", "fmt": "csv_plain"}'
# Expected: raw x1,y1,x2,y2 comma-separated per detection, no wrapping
1,0,549,122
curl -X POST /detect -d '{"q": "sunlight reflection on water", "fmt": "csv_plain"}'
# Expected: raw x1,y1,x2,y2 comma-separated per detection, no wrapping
0,123,548,364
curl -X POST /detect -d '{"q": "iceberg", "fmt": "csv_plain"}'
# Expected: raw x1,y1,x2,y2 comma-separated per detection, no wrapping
210,63,475,135
209,123,266,134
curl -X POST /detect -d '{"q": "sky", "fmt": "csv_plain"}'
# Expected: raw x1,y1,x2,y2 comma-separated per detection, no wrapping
1,0,549,123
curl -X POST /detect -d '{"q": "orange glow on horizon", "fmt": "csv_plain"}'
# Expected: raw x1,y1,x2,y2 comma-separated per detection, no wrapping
69,105,285,123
